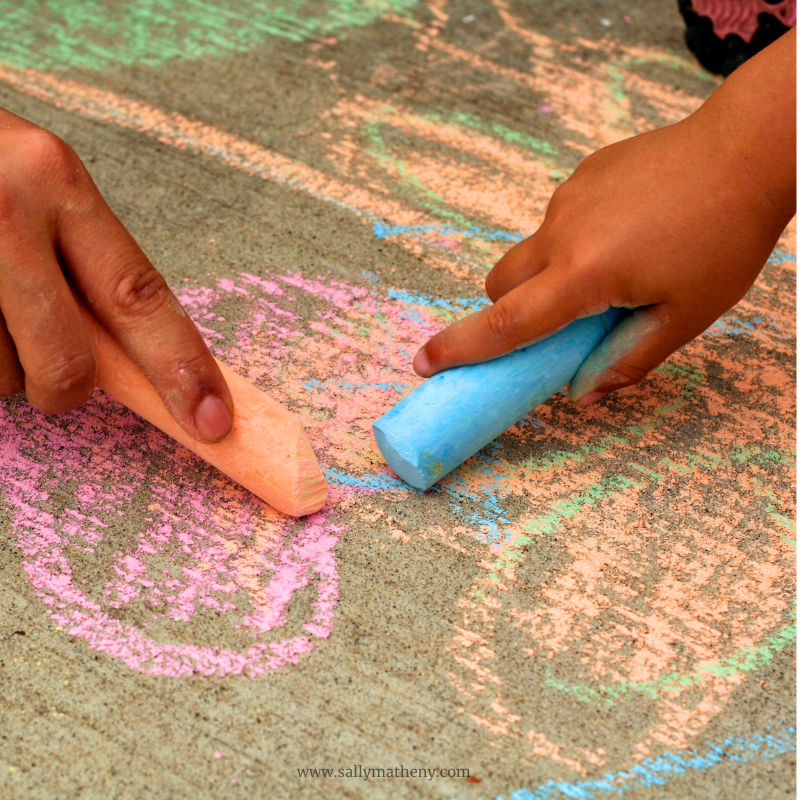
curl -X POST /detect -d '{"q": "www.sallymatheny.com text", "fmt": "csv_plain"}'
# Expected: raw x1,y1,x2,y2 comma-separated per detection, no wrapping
297,765,471,781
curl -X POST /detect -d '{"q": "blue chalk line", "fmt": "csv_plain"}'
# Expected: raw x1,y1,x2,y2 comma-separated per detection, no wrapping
303,378,411,393
373,221,794,279
374,221,525,243
387,288,491,313
767,249,796,264
325,468,409,492
449,725,795,800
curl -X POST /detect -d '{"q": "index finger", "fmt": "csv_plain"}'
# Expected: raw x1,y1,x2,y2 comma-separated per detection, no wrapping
55,168,233,443
413,266,609,378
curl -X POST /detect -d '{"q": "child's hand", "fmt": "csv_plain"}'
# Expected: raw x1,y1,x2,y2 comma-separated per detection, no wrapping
413,29,795,407
0,109,233,441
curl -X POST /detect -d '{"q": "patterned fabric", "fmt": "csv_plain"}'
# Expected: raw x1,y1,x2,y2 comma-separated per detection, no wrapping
691,0,796,43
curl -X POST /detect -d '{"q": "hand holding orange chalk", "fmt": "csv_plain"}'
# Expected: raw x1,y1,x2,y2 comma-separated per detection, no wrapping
0,106,238,441
0,108,325,516
84,310,328,517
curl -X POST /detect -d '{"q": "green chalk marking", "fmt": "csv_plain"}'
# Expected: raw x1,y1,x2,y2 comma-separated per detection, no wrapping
483,473,643,585
364,119,478,230
544,613,796,708
629,463,666,481
442,111,559,160
0,0,418,71
604,64,629,108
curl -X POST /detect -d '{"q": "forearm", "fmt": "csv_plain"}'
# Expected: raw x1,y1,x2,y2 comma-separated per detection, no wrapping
692,27,796,228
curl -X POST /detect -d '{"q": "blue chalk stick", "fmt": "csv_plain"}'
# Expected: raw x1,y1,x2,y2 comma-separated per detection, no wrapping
372,308,626,490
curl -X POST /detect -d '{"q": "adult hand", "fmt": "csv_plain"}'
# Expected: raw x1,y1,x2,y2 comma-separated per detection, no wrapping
0,109,233,441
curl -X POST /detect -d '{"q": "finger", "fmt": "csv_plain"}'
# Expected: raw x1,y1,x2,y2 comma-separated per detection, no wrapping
569,305,697,406
55,187,233,443
0,243,96,414
484,231,548,303
0,311,24,397
414,266,601,377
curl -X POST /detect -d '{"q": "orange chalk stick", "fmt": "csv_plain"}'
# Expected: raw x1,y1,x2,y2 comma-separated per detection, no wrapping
85,315,328,517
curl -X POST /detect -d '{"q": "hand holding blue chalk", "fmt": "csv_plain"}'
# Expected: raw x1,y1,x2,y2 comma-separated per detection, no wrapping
373,308,627,490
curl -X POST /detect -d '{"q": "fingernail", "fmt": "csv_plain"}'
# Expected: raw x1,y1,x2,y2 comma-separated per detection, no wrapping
194,394,233,441
575,390,607,408
413,348,431,377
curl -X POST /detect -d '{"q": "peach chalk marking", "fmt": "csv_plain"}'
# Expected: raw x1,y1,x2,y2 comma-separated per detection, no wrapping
0,62,499,279
83,310,327,517
395,12,705,147
0,63,420,231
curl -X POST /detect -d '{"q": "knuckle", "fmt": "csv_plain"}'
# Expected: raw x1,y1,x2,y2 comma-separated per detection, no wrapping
24,130,94,205
35,348,96,403
573,148,605,177
548,179,570,204
175,351,207,373
484,301,516,342
0,130,90,225
28,129,80,176
544,181,574,217
551,243,590,277
111,263,171,318
173,350,214,393
550,248,611,303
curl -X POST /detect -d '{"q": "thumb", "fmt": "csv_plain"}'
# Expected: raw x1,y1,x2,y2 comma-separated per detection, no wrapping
569,305,696,406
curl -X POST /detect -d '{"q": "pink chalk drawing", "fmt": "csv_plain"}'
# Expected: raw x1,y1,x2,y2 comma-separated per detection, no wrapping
2,398,341,678
0,274,357,678
0,270,438,679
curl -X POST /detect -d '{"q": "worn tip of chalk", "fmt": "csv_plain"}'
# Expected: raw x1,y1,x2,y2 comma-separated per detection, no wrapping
255,419,328,517
284,481,328,517
287,443,329,517
372,423,442,490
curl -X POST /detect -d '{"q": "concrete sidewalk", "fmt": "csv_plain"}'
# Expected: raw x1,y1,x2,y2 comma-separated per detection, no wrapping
0,2,795,798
